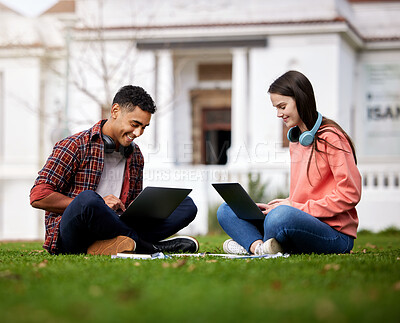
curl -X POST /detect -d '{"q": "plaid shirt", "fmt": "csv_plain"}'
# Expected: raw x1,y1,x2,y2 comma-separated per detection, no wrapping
31,120,144,254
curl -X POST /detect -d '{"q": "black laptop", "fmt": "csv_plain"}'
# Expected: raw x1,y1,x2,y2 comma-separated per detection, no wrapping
119,186,192,220
212,183,265,220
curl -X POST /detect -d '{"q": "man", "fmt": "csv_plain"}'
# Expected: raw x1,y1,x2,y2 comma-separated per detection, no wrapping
30,85,198,255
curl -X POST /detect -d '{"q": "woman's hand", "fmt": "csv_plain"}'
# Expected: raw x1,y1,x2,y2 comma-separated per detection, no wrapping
256,203,271,215
256,198,291,215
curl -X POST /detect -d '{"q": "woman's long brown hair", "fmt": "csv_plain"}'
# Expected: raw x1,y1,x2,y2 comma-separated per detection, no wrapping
268,71,357,184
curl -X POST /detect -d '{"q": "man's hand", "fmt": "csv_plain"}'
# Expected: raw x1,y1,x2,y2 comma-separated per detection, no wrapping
256,198,291,215
103,195,126,212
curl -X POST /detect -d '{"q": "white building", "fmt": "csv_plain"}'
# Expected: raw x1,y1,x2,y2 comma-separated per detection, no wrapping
0,0,399,241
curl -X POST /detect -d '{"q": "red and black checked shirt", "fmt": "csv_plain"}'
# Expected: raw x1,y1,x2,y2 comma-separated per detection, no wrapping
30,120,144,254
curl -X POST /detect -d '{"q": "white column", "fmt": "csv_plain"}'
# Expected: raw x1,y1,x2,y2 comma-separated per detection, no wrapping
154,50,175,165
228,48,249,165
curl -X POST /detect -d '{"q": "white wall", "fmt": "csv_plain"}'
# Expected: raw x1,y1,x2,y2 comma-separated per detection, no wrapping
336,36,357,137
0,178,42,240
354,50,400,231
1,57,40,165
76,0,348,28
355,50,400,160
248,34,341,166
0,56,44,240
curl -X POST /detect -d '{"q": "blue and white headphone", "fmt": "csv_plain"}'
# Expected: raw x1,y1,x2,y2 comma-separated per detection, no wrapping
287,112,322,146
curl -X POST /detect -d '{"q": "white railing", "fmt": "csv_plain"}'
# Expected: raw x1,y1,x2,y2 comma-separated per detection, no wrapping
357,162,400,232
143,163,289,235
1,161,398,241
144,161,400,235
360,167,400,190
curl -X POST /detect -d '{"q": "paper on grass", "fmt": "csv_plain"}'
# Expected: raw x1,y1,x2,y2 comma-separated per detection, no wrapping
203,252,289,259
111,252,289,260
111,252,167,259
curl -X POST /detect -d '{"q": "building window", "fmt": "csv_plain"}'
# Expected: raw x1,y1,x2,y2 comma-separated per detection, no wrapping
198,63,232,81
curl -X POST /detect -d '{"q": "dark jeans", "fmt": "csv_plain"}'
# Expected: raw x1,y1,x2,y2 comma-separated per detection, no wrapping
58,190,197,254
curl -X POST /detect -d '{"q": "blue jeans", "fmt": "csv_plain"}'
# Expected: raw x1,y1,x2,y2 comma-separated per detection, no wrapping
58,190,197,254
217,203,354,254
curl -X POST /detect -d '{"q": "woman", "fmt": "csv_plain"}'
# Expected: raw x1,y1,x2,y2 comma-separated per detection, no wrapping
217,70,362,255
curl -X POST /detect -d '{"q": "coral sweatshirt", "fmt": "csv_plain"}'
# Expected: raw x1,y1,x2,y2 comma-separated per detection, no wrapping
289,126,362,238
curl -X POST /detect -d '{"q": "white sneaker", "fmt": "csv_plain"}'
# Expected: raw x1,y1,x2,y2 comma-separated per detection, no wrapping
223,239,248,255
253,242,265,256
254,238,283,255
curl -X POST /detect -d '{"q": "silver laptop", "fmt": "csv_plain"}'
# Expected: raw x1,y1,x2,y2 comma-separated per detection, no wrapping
212,183,265,220
119,186,192,220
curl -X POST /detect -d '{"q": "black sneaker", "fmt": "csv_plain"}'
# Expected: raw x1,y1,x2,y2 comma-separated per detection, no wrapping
154,236,199,253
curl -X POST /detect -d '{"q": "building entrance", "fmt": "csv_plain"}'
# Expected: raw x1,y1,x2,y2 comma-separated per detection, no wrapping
190,89,231,165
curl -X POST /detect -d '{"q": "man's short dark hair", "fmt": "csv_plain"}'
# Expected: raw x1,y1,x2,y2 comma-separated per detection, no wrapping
112,85,157,114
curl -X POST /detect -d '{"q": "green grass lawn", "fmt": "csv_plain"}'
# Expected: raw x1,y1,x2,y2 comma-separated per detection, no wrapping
1,230,400,323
